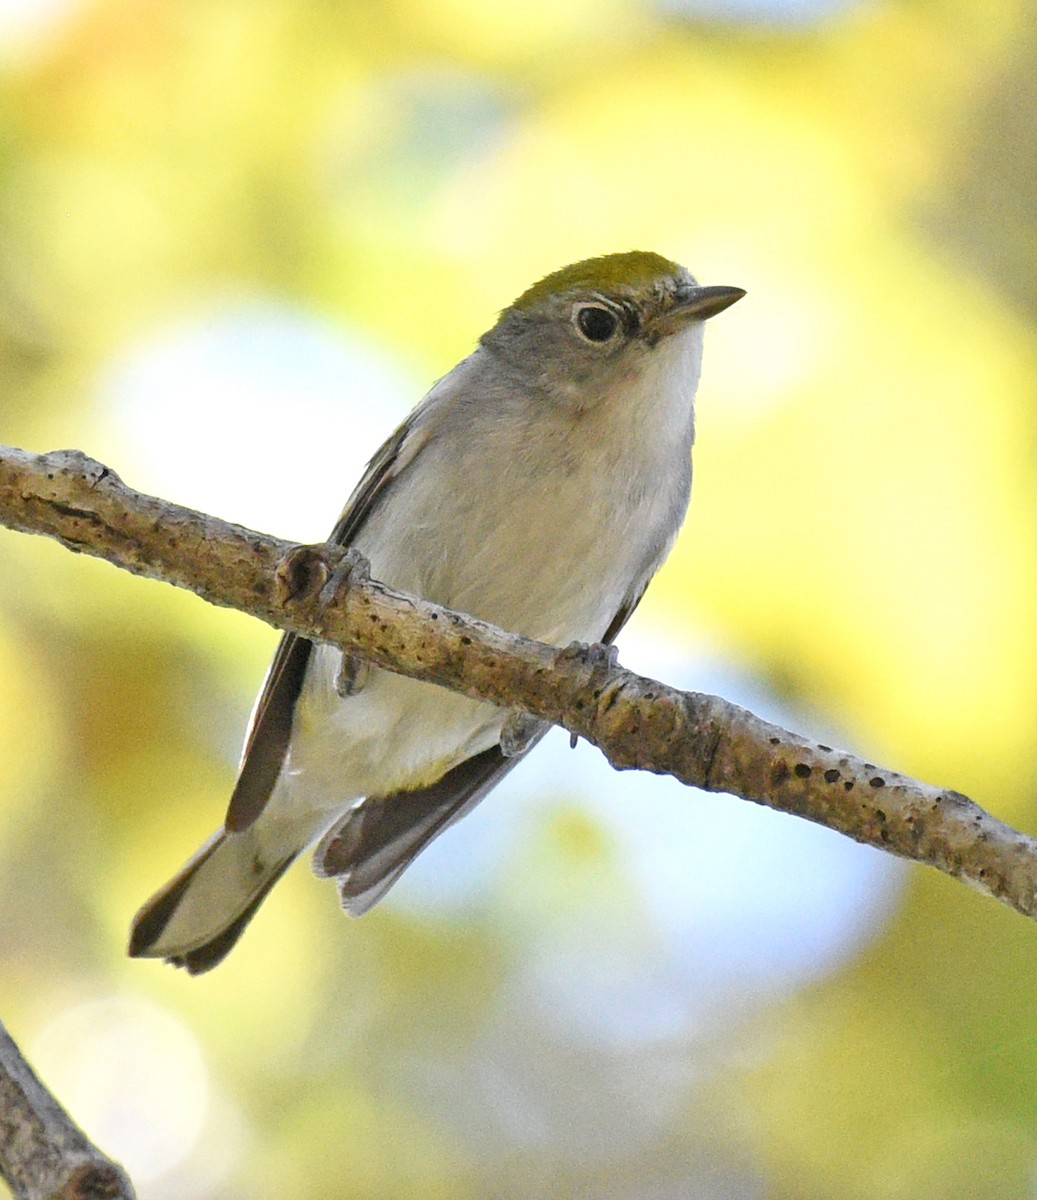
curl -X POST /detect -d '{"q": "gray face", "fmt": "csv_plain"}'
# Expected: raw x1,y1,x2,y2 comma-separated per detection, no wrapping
479,270,701,410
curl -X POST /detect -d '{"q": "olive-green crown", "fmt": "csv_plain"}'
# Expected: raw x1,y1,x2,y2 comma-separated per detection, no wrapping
510,251,687,312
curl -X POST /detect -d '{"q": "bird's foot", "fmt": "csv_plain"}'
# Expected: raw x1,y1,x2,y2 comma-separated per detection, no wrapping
554,641,619,748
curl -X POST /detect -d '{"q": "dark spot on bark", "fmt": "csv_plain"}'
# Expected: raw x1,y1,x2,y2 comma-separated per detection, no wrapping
65,1162,132,1199
876,810,886,822
460,636,472,646
864,763,875,771
844,780,854,791
771,759,790,785
769,737,780,745
818,744,832,752
869,777,886,789
794,763,812,779
824,768,841,783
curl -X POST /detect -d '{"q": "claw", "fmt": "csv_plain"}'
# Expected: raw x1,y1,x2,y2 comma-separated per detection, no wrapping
555,640,620,675
318,546,371,605
334,650,371,698
555,641,620,750
274,544,372,608
500,710,542,758
322,547,373,695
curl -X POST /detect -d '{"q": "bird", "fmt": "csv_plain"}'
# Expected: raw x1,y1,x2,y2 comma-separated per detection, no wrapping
128,250,744,973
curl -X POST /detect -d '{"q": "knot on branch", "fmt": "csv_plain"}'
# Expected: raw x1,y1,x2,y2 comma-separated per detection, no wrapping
3,441,1037,934
274,544,370,611
61,1161,137,1199
275,544,335,605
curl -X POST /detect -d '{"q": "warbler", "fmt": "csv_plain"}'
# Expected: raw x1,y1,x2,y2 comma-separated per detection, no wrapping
129,251,744,972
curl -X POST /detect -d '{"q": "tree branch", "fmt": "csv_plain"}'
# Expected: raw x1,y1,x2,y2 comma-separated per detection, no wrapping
1,444,1035,927
0,1021,135,1199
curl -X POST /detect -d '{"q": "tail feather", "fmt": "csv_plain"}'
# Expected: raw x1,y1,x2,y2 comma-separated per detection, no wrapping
165,858,293,975
315,739,543,915
129,830,296,975
132,737,545,973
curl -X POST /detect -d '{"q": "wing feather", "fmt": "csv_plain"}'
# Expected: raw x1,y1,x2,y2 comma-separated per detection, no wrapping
224,418,425,832
310,575,647,907
224,393,652,897
315,730,548,914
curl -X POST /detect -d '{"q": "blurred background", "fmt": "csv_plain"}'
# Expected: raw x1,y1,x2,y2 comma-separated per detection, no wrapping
1,0,1036,1195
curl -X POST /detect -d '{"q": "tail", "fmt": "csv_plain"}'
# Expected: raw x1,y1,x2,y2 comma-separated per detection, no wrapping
128,829,297,975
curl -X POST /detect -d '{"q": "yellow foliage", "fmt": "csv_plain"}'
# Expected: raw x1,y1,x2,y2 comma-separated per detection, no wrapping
2,0,1037,1196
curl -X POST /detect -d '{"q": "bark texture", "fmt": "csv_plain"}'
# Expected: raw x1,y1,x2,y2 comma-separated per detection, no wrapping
0,444,1034,926
0,1022,135,1200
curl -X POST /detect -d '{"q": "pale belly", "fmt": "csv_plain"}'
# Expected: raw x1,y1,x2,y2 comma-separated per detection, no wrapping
273,386,690,821
283,650,504,808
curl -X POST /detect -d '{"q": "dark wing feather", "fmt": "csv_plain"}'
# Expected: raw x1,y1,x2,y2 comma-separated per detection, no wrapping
224,396,652,898
224,636,313,832
224,419,418,833
311,576,648,910
315,729,548,915
601,586,645,648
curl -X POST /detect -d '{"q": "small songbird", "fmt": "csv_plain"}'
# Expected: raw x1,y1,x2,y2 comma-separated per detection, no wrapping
129,251,744,972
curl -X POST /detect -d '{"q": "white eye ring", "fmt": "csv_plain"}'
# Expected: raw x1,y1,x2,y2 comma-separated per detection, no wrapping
573,303,620,344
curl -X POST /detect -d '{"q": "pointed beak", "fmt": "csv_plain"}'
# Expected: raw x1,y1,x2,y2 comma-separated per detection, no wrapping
671,284,746,321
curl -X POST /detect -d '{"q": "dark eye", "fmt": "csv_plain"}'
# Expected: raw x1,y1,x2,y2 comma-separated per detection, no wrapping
575,305,619,343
